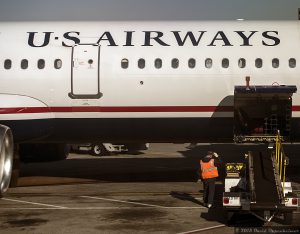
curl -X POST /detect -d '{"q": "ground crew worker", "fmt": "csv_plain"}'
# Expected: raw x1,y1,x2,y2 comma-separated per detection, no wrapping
199,151,221,208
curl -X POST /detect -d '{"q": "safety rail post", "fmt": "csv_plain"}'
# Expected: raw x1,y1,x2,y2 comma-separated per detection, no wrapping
282,148,287,197
275,130,287,197
280,150,283,179
275,131,280,165
283,158,287,193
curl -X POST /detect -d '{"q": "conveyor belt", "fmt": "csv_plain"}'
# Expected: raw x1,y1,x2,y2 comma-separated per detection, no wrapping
252,151,280,205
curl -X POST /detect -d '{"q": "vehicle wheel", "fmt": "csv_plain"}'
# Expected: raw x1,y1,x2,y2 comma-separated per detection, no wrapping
283,212,293,225
0,125,14,197
91,144,107,156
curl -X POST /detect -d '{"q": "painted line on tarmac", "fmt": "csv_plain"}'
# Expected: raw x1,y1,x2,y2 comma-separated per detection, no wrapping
1,197,208,210
2,198,67,209
0,207,161,210
81,195,168,208
177,224,226,234
81,196,207,209
0,206,206,210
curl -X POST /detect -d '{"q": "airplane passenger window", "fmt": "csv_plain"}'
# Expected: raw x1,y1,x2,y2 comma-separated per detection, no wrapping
38,59,45,69
222,58,229,68
238,58,246,68
54,59,62,69
4,59,12,70
188,58,196,68
138,59,145,69
272,58,279,68
154,58,162,69
205,58,212,69
21,59,28,69
121,59,129,69
289,58,296,68
172,58,179,69
255,58,263,68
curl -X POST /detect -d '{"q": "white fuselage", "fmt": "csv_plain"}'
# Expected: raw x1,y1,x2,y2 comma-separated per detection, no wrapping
0,21,300,142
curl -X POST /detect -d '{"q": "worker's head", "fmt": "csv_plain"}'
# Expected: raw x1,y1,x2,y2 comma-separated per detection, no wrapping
207,151,218,158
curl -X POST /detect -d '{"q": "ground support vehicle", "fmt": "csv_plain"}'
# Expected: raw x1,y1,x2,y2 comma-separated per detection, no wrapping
71,143,149,156
70,143,126,156
223,85,299,224
223,145,298,224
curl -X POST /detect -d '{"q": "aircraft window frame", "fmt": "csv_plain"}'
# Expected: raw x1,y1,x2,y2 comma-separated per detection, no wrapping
205,58,212,69
21,59,28,70
4,59,12,70
37,59,45,69
238,58,246,68
54,59,62,69
171,58,179,69
222,58,229,68
272,58,279,68
255,58,263,68
289,58,296,68
138,58,145,69
188,58,196,69
121,58,129,69
154,58,162,69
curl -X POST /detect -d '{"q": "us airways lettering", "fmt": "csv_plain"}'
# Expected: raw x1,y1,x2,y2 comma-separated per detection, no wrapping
27,30,280,47
28,32,54,47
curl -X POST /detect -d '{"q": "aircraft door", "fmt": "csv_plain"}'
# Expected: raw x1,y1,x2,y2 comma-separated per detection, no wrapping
69,44,102,99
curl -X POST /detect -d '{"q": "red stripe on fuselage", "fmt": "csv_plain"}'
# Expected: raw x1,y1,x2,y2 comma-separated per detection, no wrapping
292,106,300,111
0,107,50,114
52,106,234,112
0,106,232,114
0,105,300,114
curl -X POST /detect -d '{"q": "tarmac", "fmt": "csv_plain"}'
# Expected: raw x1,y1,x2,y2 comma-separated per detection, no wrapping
0,143,299,233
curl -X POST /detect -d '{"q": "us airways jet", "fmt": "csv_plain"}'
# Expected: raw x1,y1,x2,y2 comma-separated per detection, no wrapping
0,20,299,195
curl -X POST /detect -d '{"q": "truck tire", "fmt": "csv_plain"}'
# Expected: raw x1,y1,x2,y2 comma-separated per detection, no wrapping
91,144,107,156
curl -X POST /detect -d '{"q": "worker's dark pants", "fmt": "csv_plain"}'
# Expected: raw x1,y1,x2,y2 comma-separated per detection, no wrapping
203,178,216,205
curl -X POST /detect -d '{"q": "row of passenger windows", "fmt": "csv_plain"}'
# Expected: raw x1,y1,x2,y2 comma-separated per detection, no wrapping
2,58,298,70
3,59,62,70
121,58,297,69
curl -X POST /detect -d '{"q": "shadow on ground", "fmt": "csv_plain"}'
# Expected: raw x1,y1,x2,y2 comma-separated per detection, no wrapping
18,143,299,184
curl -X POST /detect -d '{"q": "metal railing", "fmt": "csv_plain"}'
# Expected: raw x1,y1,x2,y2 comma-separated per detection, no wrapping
275,130,287,196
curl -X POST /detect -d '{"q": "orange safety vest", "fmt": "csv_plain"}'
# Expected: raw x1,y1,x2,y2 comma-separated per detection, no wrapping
200,159,219,179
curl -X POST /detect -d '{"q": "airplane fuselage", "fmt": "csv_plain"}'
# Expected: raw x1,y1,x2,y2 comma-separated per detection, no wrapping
1,21,300,143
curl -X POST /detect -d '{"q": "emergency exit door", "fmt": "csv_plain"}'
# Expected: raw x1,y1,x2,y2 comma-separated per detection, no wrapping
69,44,102,99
